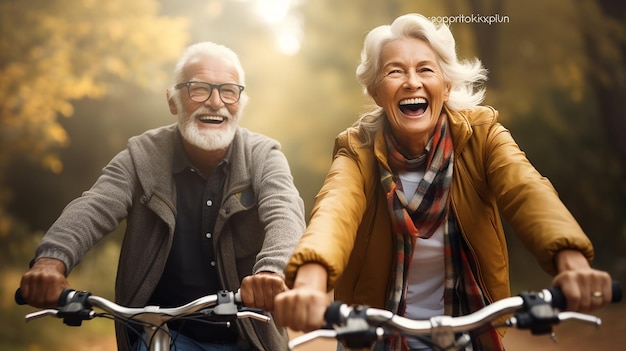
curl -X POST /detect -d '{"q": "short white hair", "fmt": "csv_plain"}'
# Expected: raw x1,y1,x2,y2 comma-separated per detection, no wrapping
173,41,246,85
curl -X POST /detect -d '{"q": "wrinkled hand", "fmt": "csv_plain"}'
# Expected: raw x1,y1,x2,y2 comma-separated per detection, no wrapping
20,258,69,308
273,288,330,332
240,272,287,311
552,250,613,312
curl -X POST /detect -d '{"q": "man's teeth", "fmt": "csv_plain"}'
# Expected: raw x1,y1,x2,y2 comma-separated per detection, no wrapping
199,115,224,123
399,97,427,105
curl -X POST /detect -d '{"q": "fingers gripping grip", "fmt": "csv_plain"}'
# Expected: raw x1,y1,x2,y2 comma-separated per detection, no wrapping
15,288,76,307
547,280,622,310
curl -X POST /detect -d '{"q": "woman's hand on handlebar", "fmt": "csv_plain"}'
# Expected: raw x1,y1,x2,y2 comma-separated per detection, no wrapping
274,263,331,332
274,287,330,332
552,249,613,312
20,257,69,308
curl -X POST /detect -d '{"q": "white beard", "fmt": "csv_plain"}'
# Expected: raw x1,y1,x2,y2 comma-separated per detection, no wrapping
177,107,238,151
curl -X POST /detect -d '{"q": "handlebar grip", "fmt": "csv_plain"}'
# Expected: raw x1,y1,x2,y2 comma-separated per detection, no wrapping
15,288,76,307
15,288,27,305
324,302,345,328
548,280,622,309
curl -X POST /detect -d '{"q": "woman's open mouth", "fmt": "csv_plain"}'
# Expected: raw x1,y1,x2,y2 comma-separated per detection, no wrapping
399,97,428,116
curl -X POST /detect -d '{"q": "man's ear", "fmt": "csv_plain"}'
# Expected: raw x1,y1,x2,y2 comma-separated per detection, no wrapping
167,90,178,115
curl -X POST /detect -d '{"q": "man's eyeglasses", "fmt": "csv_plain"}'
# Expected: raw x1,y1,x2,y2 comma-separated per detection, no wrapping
175,81,245,104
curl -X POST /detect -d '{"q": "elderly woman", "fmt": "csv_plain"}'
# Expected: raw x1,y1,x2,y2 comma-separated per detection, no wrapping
273,13,613,351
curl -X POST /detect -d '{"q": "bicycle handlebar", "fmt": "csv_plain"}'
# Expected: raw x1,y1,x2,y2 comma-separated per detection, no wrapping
16,288,270,326
16,288,270,351
289,281,622,351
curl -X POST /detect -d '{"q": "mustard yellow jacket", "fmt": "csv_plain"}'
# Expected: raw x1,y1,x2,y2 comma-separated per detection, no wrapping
285,106,593,310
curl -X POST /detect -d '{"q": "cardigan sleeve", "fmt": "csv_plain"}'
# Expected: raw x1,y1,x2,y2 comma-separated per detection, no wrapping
34,148,136,274
251,140,307,277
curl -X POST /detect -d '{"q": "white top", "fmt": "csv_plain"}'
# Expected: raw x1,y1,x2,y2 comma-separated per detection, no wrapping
399,171,446,349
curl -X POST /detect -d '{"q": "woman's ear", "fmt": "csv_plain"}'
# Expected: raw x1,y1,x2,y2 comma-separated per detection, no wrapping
369,86,382,107
167,90,178,115
443,82,451,102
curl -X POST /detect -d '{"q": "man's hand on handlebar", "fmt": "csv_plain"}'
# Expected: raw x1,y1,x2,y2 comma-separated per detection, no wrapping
19,257,69,309
240,272,287,311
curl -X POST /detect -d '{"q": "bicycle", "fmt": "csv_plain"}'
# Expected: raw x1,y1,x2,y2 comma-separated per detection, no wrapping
288,282,623,351
15,288,270,351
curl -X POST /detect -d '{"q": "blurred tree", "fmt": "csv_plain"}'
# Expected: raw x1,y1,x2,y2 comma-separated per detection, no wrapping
580,0,626,173
571,0,626,282
0,0,188,242
0,0,188,348
247,0,389,209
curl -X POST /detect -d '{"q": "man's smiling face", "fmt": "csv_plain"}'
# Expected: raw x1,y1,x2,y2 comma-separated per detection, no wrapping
171,53,243,151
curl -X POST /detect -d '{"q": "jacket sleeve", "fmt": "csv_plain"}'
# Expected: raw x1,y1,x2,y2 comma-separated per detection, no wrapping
34,149,136,274
284,131,368,290
485,123,594,275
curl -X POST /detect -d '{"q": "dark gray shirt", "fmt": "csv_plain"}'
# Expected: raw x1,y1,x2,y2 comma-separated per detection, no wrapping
148,137,237,342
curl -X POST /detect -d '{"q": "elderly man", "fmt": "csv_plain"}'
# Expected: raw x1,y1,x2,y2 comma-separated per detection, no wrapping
20,41,305,351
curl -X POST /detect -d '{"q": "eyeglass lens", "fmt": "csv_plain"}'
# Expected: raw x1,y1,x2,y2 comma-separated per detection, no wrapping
187,82,241,104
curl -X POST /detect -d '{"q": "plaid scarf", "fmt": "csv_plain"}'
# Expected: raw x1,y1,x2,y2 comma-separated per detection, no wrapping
380,113,453,317
446,215,504,350
377,113,503,351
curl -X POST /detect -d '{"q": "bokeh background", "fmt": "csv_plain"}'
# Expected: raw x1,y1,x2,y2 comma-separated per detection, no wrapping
1,0,625,350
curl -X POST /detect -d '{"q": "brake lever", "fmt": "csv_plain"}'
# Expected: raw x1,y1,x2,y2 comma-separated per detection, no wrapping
288,329,339,350
557,312,601,327
236,310,271,322
25,309,60,322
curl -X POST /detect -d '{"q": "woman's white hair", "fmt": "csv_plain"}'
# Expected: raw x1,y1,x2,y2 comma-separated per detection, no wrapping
354,14,488,143
357,13,487,111
168,41,249,107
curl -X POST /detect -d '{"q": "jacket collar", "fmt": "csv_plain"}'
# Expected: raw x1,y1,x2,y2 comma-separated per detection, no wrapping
373,130,391,173
372,106,475,167
445,106,473,155
129,124,246,205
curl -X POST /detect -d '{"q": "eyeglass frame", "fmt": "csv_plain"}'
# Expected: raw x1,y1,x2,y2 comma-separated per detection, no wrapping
174,81,245,104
